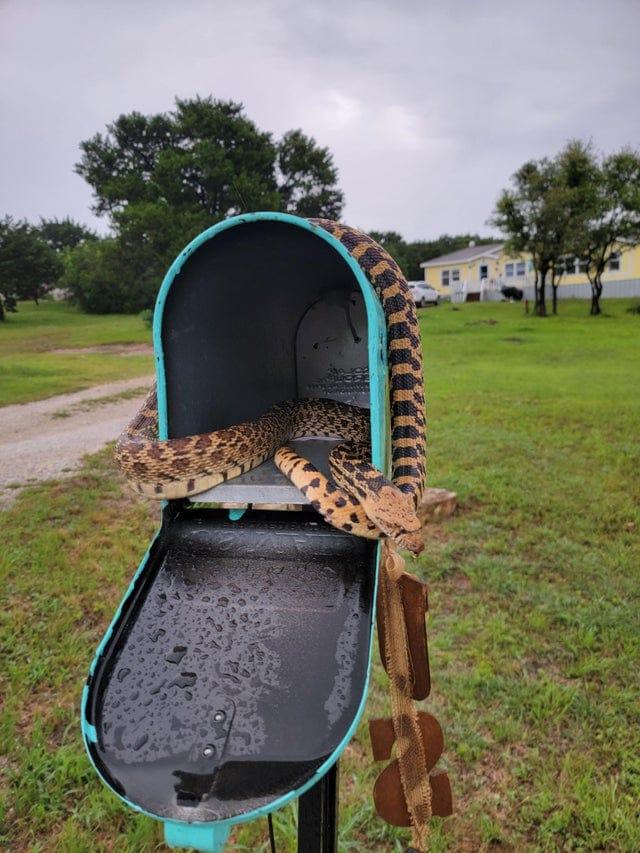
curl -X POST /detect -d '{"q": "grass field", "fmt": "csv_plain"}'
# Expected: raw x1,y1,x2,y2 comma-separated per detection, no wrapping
0,302,152,406
1,299,639,851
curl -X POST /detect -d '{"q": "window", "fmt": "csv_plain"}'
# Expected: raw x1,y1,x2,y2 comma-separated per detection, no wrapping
451,268,460,282
441,269,450,287
505,263,514,277
563,257,577,275
608,252,621,271
578,259,589,274
515,261,525,277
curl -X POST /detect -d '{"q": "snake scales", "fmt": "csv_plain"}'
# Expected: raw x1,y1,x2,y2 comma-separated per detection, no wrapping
115,219,426,554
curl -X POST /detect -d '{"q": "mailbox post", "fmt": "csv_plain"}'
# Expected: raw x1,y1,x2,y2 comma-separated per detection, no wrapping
81,213,389,852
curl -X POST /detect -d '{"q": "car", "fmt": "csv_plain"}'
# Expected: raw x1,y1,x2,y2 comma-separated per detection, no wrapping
408,281,440,307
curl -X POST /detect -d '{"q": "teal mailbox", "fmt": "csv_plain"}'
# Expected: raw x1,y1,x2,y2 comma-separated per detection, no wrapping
81,214,389,851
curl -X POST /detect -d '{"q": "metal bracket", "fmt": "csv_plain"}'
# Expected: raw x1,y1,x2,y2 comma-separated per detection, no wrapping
297,762,339,853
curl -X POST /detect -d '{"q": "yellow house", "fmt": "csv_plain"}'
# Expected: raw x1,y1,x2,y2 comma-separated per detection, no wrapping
421,243,503,300
421,241,640,302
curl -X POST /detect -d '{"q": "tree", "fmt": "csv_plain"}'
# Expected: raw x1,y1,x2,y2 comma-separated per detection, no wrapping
493,141,640,317
491,151,588,317
74,97,345,311
59,239,126,314
547,141,595,315
38,217,97,252
572,148,640,315
0,216,62,319
76,111,179,217
492,159,555,316
277,130,344,218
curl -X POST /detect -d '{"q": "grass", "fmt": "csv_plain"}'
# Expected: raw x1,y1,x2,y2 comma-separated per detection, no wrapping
1,298,639,851
0,301,152,406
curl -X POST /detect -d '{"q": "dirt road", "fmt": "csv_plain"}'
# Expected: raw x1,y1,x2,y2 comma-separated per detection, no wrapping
0,376,153,505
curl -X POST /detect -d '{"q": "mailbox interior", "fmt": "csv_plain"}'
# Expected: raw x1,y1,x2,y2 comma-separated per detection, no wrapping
83,215,386,829
158,218,383,505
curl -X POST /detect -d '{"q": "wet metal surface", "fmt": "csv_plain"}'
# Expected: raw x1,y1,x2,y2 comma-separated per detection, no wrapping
88,509,375,821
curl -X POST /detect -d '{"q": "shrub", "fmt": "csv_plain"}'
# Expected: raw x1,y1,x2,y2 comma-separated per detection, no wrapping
60,239,159,314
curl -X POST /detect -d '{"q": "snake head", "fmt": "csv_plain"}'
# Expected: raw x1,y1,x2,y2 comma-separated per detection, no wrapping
394,528,425,555
359,485,424,554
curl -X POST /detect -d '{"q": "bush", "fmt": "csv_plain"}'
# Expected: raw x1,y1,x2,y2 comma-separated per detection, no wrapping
59,240,121,313
59,238,160,314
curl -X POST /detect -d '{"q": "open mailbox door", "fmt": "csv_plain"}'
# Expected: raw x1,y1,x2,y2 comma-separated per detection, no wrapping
81,213,389,851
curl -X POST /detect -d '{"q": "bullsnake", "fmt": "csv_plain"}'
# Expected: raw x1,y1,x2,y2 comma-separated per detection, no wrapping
115,219,427,554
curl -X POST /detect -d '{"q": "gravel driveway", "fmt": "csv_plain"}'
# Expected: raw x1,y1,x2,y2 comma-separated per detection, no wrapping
0,376,153,505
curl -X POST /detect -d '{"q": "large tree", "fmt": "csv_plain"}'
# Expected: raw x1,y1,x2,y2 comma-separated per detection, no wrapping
492,158,559,316
74,97,345,312
0,217,62,320
571,148,640,315
491,147,591,317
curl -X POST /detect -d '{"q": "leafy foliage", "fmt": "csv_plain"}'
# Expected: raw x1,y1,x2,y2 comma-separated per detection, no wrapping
77,100,282,219
59,239,126,314
38,217,98,252
491,156,576,316
72,97,345,313
492,141,640,315
277,129,344,219
0,216,62,320
569,147,640,315
59,225,191,316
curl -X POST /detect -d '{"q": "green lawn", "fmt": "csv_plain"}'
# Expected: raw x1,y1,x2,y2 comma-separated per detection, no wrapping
1,299,639,851
0,301,152,406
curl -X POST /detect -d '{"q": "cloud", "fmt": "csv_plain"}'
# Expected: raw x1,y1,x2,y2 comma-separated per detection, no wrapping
312,91,364,132
379,105,426,151
1,0,639,240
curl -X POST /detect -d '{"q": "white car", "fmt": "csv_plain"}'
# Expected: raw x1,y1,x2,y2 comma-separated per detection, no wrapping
409,282,440,307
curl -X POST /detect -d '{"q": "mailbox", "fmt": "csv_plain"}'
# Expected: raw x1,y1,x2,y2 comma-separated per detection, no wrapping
81,213,389,851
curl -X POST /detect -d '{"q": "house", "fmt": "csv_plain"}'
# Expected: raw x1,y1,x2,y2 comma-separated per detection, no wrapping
421,243,504,302
420,241,640,302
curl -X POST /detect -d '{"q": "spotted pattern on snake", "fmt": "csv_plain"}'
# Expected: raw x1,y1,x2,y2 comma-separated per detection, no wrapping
115,220,426,554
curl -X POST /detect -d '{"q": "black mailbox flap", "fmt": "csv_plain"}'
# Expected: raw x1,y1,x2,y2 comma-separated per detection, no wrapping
85,508,377,822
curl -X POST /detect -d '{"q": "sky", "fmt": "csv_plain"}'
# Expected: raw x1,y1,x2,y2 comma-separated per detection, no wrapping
1,0,639,241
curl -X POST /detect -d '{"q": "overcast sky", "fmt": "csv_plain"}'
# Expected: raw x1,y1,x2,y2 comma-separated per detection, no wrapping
1,0,639,240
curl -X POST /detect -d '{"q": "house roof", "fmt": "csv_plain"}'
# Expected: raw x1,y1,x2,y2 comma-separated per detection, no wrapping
420,242,504,268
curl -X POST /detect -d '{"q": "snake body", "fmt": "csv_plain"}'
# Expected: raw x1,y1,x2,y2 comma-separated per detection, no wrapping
115,220,426,554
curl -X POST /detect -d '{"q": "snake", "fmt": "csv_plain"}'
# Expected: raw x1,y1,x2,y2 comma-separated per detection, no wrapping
115,219,426,554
